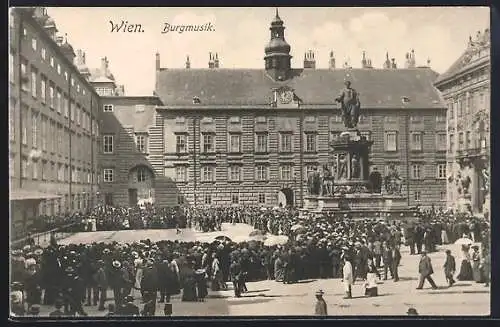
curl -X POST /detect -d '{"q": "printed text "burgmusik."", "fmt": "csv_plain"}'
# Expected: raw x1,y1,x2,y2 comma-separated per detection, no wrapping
161,22,215,34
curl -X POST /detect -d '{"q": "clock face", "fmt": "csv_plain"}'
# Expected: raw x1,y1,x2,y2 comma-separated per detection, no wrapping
280,91,293,104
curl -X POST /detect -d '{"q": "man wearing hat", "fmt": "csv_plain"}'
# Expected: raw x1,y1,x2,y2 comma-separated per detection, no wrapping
443,249,456,287
416,251,438,290
27,304,40,317
118,295,140,316
49,299,67,317
11,282,25,316
314,290,328,316
94,260,108,311
109,260,125,307
406,307,419,316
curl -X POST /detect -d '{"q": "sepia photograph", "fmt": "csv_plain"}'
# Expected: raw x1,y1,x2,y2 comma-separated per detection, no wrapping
9,6,490,318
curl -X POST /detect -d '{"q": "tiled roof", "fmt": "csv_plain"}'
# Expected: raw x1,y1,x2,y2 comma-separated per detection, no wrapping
156,68,444,109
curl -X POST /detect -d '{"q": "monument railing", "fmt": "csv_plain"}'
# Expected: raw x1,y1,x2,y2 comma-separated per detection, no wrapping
11,222,82,249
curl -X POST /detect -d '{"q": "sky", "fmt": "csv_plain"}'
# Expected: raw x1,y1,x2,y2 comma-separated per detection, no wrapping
46,7,490,96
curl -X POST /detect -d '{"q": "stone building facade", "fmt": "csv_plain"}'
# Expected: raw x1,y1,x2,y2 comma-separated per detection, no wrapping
434,29,490,216
93,10,448,209
9,8,100,239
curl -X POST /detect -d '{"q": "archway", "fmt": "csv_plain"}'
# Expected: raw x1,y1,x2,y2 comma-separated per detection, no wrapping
278,188,294,207
128,165,155,207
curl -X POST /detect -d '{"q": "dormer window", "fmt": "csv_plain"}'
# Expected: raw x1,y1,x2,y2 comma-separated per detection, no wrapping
193,96,201,104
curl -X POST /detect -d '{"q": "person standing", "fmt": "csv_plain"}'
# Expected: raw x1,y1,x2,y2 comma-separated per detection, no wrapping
342,257,354,299
94,260,108,311
443,249,456,287
314,290,328,316
416,251,438,290
457,244,473,281
391,245,401,282
471,245,483,283
480,249,490,287
381,242,393,280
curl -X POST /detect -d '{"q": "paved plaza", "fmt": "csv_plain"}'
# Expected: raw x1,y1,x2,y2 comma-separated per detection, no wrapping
34,223,490,317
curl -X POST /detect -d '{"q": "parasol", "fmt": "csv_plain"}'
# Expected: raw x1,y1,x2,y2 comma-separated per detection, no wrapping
249,230,266,237
291,224,306,234
264,235,289,246
215,235,232,242
454,237,474,246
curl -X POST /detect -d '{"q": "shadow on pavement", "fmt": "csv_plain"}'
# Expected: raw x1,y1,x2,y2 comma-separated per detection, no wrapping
230,299,274,305
397,276,419,281
245,289,271,293
294,279,317,284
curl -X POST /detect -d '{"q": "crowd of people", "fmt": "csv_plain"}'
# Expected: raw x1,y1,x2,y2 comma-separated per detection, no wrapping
11,205,490,317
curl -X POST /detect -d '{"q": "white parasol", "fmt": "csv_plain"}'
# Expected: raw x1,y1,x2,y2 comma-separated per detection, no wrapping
454,237,474,246
264,235,289,246
291,224,305,232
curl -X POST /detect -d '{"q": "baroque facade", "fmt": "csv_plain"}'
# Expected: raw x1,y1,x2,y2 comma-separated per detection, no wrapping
9,8,100,239
94,10,446,209
434,29,490,216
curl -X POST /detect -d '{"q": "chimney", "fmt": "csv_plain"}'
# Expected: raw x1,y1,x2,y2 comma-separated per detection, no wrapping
208,52,215,69
76,49,85,66
101,57,109,76
409,49,416,68
155,52,160,71
361,51,367,68
383,52,391,69
329,50,336,70
116,85,125,96
366,59,373,69
185,55,191,69
33,7,49,25
214,53,220,68
303,50,316,69
391,58,397,69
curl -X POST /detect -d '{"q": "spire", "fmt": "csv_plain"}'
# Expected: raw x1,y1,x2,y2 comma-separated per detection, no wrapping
185,55,190,69
264,9,292,80
361,50,367,68
329,50,336,70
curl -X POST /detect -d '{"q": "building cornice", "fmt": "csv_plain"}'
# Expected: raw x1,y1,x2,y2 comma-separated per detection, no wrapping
434,56,490,89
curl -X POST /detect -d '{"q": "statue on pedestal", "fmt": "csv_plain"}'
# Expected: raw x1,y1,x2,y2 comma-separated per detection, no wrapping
338,153,348,179
351,154,361,179
335,80,361,129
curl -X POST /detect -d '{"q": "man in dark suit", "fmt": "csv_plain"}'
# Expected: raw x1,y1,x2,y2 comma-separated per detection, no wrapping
391,246,401,282
381,243,393,280
117,295,140,316
443,249,456,287
416,251,438,290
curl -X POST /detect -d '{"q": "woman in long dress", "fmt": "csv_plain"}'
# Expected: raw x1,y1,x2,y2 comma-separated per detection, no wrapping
364,259,378,297
457,244,473,281
471,246,483,283
274,255,285,282
181,262,198,302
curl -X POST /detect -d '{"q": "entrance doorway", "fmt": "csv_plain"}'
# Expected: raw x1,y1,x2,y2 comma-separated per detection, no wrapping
128,189,138,207
278,188,294,207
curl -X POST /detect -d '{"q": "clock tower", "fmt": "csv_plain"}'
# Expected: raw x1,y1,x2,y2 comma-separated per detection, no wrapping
264,9,292,81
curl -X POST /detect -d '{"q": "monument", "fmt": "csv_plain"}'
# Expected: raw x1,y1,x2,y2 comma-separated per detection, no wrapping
303,80,415,220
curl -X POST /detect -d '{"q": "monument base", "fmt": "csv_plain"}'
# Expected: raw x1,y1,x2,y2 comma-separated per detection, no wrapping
302,193,417,220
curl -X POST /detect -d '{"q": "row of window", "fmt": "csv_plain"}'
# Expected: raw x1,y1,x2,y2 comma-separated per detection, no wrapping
13,105,95,161
448,89,489,120
101,163,446,183
449,131,488,152
16,156,95,183
166,114,445,126
101,131,447,155
103,104,146,113
14,26,88,96
13,56,97,134
38,193,92,216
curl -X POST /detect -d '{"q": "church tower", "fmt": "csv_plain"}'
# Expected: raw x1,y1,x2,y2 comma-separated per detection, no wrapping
264,8,292,81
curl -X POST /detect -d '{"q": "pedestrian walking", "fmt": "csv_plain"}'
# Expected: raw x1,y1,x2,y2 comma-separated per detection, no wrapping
314,290,328,316
342,256,354,299
416,251,438,290
443,250,456,287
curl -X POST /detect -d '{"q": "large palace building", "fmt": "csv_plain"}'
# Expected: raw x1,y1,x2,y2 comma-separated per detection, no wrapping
434,29,490,216
9,8,100,239
98,10,447,209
